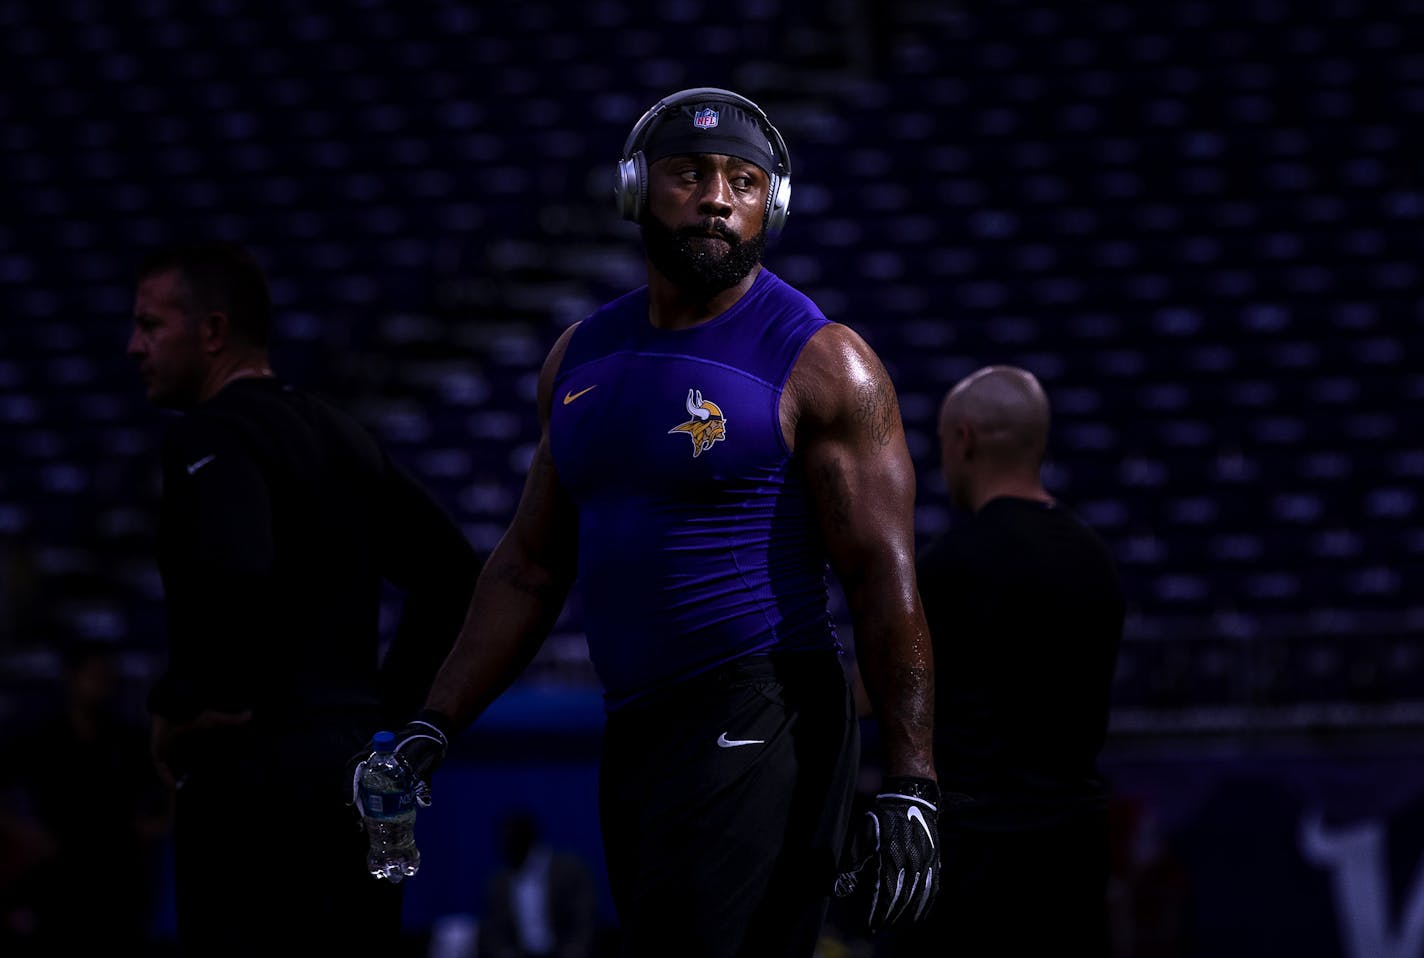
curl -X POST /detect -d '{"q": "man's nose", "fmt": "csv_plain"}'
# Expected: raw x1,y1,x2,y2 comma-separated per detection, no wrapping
125,328,143,358
697,172,733,216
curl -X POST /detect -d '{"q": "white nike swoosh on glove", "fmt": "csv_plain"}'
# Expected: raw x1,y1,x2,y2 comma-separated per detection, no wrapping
907,805,935,846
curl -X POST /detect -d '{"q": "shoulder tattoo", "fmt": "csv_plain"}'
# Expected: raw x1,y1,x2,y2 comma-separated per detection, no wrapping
853,379,898,448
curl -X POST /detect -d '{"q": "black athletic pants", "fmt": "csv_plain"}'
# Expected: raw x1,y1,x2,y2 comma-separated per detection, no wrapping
599,651,860,958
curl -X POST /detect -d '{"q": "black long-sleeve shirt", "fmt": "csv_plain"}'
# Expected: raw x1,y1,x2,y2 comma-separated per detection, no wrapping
148,377,479,734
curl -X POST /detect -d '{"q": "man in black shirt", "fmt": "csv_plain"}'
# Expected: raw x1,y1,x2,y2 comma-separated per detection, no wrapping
127,240,479,955
889,365,1125,957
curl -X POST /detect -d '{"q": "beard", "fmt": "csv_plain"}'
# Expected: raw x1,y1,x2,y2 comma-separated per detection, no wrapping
641,213,767,297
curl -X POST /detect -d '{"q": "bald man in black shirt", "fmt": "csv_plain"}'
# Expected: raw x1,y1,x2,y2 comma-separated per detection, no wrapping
128,240,479,955
888,366,1125,957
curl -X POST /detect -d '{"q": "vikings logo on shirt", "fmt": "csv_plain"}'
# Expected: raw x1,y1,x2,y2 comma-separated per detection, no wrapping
668,389,727,457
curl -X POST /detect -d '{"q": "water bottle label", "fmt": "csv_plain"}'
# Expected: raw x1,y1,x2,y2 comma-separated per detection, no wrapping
362,788,415,819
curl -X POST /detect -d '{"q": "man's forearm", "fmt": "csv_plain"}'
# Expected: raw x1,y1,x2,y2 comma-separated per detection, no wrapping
854,621,937,781
423,552,572,731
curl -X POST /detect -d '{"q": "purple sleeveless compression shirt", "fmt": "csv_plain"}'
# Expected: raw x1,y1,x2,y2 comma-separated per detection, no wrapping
549,267,842,710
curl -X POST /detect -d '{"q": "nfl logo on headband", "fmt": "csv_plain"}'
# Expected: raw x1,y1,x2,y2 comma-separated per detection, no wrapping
693,107,719,129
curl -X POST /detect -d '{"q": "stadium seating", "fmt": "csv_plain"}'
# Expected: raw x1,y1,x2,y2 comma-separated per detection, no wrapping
0,0,1419,734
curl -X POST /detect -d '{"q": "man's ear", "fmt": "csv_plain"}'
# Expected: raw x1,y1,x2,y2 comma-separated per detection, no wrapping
199,311,230,355
958,423,977,459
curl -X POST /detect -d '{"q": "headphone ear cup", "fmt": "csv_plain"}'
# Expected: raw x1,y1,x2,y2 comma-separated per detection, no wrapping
766,174,792,235
615,152,646,222
617,88,791,232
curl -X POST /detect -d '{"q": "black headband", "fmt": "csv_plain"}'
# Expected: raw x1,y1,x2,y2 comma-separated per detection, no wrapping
640,99,781,175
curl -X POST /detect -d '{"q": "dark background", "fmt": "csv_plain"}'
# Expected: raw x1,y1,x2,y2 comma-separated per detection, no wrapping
0,1,1420,955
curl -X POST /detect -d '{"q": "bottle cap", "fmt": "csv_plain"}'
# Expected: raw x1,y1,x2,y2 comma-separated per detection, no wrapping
373,730,395,750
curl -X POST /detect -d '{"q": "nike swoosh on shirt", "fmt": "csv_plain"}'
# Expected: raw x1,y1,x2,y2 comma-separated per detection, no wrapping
186,453,217,475
716,732,766,748
563,385,598,405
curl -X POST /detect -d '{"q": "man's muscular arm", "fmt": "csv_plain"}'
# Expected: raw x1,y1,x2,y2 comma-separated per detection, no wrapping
423,325,581,731
785,323,935,780
373,325,582,794
789,323,940,930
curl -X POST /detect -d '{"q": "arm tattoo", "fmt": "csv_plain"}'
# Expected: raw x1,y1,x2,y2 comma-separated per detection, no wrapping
854,380,898,448
485,556,547,599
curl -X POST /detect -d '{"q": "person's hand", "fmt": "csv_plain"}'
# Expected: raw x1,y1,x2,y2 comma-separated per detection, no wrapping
833,776,940,931
150,709,253,789
348,710,451,816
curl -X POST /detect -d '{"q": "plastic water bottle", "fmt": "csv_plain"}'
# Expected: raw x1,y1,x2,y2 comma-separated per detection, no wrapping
359,730,420,882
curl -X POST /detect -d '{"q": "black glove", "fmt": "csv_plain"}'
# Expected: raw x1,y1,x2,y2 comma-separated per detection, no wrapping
833,776,941,931
349,709,452,815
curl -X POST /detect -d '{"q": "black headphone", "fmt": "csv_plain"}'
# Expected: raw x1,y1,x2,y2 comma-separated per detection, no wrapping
614,87,793,235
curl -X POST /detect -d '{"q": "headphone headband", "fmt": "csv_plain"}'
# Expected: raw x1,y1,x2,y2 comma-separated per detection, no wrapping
620,87,792,176
614,87,793,234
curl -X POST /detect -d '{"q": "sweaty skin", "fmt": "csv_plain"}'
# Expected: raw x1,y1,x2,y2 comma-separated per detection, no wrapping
423,152,934,781
783,323,936,780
